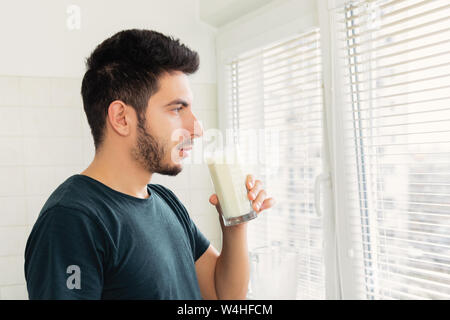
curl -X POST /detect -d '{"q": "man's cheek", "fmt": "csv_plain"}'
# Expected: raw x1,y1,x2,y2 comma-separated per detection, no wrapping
170,145,182,164
171,128,191,145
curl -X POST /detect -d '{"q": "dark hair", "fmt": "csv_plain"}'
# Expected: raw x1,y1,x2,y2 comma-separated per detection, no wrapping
81,29,199,150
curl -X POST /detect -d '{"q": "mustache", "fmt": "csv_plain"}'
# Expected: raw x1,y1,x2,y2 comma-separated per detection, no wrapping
177,139,194,149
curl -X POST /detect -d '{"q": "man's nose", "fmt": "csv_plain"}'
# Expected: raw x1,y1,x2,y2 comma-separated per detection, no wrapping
189,111,204,139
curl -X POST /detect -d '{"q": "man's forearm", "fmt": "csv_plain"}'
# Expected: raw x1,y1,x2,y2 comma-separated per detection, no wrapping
214,224,249,300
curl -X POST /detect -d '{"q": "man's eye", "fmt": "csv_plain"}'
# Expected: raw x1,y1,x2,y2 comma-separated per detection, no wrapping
171,106,182,112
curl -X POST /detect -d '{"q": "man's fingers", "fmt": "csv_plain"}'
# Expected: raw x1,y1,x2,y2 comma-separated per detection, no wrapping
248,180,262,200
246,174,255,190
209,194,223,216
260,197,275,211
209,194,218,206
252,190,267,212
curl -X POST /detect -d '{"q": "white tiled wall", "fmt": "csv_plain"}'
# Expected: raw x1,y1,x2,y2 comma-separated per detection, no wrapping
0,76,220,299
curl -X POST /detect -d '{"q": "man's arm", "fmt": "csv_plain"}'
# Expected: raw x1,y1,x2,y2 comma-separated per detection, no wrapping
25,207,107,300
195,225,249,300
195,245,219,299
195,175,274,300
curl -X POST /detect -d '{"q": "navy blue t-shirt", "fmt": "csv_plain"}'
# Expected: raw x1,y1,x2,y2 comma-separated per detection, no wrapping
24,174,210,300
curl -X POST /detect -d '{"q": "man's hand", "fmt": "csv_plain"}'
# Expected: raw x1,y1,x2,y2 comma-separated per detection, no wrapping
244,174,275,213
209,174,275,221
203,175,275,299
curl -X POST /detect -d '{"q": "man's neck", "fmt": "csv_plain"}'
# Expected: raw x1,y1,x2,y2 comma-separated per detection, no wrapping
81,151,152,200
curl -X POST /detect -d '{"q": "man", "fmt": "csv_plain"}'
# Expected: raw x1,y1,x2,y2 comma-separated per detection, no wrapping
24,29,274,300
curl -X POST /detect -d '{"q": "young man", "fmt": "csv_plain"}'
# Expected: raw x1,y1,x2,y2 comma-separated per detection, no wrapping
24,29,274,300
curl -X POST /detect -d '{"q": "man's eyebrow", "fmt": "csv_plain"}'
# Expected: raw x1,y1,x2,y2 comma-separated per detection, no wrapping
164,99,190,107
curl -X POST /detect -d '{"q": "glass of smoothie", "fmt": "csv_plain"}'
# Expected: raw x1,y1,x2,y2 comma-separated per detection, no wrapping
206,146,257,226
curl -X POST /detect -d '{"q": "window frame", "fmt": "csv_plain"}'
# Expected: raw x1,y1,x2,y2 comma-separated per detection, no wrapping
216,2,340,299
217,0,450,300
320,0,450,299
319,0,377,299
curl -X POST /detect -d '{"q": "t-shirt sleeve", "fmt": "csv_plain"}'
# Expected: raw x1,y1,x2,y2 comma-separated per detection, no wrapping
173,195,211,261
24,206,110,300
188,214,211,262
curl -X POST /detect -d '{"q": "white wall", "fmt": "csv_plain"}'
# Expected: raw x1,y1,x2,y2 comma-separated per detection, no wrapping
0,0,217,82
0,0,220,300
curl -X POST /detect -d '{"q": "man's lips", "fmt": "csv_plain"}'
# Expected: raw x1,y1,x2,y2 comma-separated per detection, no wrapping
178,144,193,159
177,142,193,151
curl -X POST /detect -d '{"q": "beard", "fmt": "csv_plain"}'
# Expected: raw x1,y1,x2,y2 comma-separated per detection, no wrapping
131,116,182,176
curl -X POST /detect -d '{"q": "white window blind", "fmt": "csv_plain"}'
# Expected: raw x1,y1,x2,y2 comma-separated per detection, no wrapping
333,0,450,299
225,29,326,299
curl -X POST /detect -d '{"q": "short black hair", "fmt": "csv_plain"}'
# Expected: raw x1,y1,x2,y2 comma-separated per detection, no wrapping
81,29,199,150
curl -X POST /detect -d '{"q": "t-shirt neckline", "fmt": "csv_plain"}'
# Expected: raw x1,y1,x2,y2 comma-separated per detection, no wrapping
74,174,154,204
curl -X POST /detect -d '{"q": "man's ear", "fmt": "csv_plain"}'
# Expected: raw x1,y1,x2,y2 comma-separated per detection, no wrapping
107,100,133,137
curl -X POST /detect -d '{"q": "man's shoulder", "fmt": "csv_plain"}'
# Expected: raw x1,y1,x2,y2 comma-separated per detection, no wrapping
149,183,185,209
149,183,176,198
148,183,192,222
38,175,105,223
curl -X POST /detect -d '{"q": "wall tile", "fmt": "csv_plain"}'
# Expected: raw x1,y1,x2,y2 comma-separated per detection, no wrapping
191,212,222,242
24,166,56,196
189,164,214,189
0,226,28,257
0,106,22,136
0,166,25,196
50,78,82,108
0,137,24,166
0,197,27,226
23,137,84,166
0,77,20,106
0,284,28,300
19,77,52,107
24,165,82,196
20,107,82,137
189,188,217,217
53,164,84,182
0,256,25,286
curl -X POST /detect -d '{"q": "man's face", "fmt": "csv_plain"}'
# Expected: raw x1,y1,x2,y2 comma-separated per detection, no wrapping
131,71,203,176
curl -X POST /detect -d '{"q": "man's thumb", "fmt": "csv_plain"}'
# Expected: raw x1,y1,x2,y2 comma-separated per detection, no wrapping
209,194,218,206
